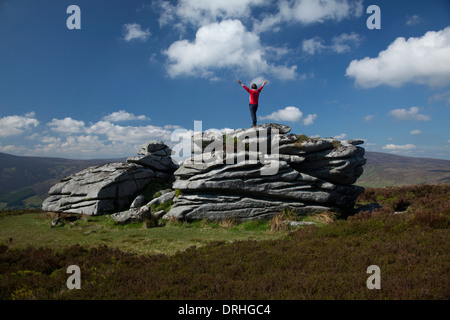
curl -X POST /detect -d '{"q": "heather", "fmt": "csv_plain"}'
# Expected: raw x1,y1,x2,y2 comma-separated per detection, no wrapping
0,184,449,300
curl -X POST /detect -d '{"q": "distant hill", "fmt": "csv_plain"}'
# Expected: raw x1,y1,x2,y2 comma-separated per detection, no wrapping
0,151,449,210
0,152,124,210
358,151,450,188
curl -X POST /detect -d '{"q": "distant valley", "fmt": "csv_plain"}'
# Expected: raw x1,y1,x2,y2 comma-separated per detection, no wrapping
357,151,450,188
0,152,125,210
0,151,449,210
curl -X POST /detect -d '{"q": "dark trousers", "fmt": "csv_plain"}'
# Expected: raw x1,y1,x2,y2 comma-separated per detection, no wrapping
249,104,258,126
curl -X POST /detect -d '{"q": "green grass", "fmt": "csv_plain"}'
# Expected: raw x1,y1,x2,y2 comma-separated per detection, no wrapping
0,212,285,256
296,134,309,142
0,187,38,210
22,195,43,208
0,184,448,300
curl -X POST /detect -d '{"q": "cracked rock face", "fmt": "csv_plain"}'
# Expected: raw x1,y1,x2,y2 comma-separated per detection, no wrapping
42,141,178,215
127,141,178,174
42,163,156,215
165,123,366,221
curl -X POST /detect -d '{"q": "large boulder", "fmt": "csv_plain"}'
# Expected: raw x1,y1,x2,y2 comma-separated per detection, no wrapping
165,123,366,221
110,190,176,223
109,206,152,224
42,141,178,216
127,140,178,174
42,162,158,215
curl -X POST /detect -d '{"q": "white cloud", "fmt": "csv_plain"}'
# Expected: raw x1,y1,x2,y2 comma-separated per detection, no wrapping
406,15,422,26
86,121,173,144
160,0,363,34
302,113,317,126
303,32,362,55
46,112,165,146
260,106,316,124
255,0,363,33
298,72,314,81
260,106,303,122
249,76,269,87
0,113,39,137
0,110,188,159
330,32,362,53
123,23,151,42
164,19,297,80
102,110,150,122
0,144,26,153
364,115,374,122
429,90,450,106
333,133,347,140
302,37,326,55
382,144,417,151
48,117,86,133
159,0,268,27
34,112,178,158
163,124,183,130
346,27,450,88
388,107,430,121
31,135,131,159
410,129,422,135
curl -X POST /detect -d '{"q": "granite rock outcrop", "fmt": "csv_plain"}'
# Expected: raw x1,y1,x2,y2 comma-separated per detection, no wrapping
164,124,366,221
42,141,177,215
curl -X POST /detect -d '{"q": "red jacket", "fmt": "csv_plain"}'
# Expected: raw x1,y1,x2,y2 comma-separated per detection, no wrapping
243,85,264,105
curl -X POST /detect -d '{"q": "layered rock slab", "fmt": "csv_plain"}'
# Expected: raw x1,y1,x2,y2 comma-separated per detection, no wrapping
42,162,157,215
165,123,366,221
126,141,178,174
42,140,178,216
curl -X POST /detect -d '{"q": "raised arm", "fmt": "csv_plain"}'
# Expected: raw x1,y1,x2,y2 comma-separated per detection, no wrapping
238,80,250,92
258,80,268,91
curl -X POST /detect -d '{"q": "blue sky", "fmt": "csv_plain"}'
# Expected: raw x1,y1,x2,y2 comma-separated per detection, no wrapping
0,0,449,160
